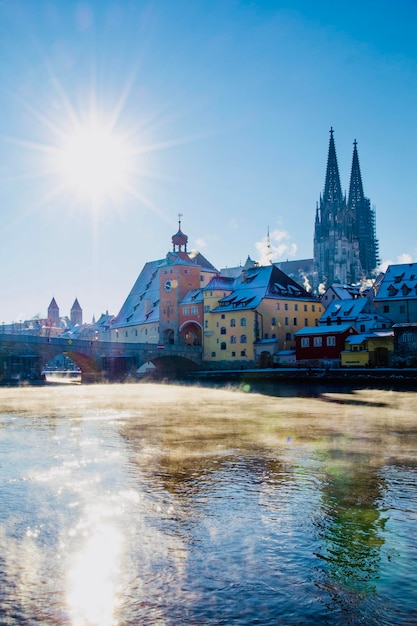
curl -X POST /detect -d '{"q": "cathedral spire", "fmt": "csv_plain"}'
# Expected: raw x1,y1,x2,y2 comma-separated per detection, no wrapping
348,139,365,210
323,127,343,204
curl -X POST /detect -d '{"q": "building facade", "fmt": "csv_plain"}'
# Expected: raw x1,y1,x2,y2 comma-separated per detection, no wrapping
374,263,417,325
203,264,323,366
314,128,379,291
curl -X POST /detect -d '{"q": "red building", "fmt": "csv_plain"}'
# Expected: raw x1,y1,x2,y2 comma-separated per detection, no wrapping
295,323,358,364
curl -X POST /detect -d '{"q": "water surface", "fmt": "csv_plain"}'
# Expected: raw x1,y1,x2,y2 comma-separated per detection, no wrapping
0,383,416,625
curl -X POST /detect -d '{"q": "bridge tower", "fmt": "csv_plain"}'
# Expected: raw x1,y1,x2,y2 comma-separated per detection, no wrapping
159,215,201,345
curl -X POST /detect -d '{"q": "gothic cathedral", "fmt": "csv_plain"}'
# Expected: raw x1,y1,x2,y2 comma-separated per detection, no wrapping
313,128,379,291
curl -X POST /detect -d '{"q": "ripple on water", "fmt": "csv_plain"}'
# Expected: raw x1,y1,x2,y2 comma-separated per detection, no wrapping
0,384,416,625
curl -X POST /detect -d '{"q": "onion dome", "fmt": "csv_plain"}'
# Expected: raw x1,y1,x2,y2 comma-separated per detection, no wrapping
172,214,188,252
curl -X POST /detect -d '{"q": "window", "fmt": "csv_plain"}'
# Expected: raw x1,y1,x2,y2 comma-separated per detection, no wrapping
312,305,315,312
285,303,288,311
327,336,336,346
211,351,216,357
271,317,277,326
272,333,276,338
125,331,128,337
304,304,308,312
183,307,189,315
205,320,208,328
285,332,291,341
264,333,269,339
293,318,298,326
294,304,298,311
231,351,236,357
301,337,309,348
240,334,247,343
191,306,198,315
221,314,225,319
360,324,365,332
241,350,246,357
383,305,390,313
220,327,226,335
314,336,322,347
221,342,227,350
400,305,406,314
135,330,138,336
285,317,289,325
241,318,246,327
230,335,237,344
204,305,210,313
276,303,280,310
230,318,236,327
304,318,308,327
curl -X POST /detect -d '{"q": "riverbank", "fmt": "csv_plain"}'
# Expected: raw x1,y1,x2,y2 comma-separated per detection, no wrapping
183,366,417,387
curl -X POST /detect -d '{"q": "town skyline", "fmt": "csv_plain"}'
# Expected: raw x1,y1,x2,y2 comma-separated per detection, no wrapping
1,0,416,324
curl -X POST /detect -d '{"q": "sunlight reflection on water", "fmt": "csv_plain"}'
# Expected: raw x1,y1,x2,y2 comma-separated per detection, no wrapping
0,383,416,625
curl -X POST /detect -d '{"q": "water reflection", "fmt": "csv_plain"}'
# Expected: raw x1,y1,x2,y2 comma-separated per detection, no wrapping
0,383,416,625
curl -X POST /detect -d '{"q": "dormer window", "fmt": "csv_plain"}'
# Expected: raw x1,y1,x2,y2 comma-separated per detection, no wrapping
388,285,399,297
401,284,411,296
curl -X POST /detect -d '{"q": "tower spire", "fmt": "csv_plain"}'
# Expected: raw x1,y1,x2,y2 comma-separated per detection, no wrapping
323,126,343,204
266,226,272,265
348,139,365,209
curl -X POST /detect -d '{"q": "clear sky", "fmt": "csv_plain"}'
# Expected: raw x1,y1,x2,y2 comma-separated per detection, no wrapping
1,0,416,324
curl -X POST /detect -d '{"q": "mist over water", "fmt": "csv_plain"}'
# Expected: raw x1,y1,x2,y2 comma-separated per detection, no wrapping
0,383,416,625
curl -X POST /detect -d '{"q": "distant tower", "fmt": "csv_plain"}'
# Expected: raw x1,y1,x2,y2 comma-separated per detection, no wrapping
348,139,380,276
70,298,83,326
314,128,362,290
47,297,60,325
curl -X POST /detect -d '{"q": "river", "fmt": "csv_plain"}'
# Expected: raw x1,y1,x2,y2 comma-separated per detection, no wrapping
0,381,416,625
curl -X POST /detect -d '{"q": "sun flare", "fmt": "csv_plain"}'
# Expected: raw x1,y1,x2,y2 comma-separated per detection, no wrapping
59,121,132,203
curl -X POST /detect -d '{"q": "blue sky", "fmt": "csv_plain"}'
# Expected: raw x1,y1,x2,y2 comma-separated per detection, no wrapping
1,0,416,324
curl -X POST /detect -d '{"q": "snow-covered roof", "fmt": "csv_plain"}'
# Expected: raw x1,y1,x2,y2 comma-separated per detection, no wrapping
344,330,394,345
320,298,369,321
295,323,356,336
180,289,203,305
209,264,316,313
112,259,162,329
374,263,417,302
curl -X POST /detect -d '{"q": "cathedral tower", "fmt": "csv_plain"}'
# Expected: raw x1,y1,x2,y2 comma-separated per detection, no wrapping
347,139,380,276
314,128,362,290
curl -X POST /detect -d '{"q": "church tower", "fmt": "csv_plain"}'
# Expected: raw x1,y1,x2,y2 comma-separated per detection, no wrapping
47,297,60,326
70,298,83,326
314,128,362,290
348,139,379,276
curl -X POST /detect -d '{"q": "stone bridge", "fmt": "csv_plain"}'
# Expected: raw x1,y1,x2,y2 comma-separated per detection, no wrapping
0,334,203,383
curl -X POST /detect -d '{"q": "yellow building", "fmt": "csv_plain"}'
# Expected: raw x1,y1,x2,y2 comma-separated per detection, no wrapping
203,265,322,366
341,331,394,367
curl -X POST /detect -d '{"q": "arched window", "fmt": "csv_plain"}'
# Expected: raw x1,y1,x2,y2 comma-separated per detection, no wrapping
230,335,237,344
220,342,227,350
240,350,246,357
271,317,276,326
240,318,246,327
240,334,247,343
220,326,226,335
230,318,236,327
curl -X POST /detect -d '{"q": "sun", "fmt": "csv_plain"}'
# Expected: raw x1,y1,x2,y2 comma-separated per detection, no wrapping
58,119,132,204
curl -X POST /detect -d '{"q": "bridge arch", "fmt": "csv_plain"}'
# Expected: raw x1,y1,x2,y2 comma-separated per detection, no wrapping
179,321,202,346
